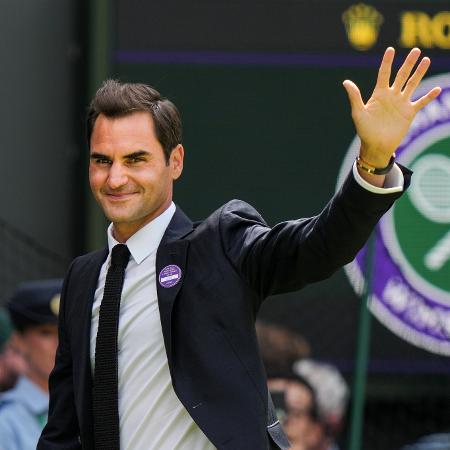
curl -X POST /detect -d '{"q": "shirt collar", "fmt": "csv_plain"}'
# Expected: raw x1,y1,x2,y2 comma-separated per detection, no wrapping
107,202,176,264
2,376,48,414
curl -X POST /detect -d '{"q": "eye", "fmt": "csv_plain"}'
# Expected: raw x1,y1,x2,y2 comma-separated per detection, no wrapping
39,330,53,337
91,156,111,165
128,156,146,164
96,157,111,165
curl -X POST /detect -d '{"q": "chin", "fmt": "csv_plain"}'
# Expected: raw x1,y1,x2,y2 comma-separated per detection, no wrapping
103,206,134,221
107,214,134,224
107,210,145,225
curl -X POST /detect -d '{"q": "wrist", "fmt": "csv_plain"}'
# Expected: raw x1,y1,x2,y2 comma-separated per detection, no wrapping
356,153,396,175
356,166,386,187
358,143,396,168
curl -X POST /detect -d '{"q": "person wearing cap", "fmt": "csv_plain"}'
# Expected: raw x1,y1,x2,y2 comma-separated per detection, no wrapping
0,279,62,450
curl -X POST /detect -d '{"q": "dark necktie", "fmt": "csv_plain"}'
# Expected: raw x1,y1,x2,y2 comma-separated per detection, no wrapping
93,244,130,450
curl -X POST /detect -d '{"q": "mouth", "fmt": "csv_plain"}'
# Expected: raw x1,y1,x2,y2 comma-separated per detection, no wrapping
103,192,138,201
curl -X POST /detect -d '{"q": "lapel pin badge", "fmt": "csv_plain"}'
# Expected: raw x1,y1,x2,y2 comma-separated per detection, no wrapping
159,265,182,288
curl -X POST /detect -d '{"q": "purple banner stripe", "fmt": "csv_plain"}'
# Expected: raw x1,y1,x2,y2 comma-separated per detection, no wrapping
115,50,450,68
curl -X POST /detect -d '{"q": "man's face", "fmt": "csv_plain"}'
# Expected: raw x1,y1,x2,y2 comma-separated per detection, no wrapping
19,324,58,385
89,111,184,241
283,381,321,450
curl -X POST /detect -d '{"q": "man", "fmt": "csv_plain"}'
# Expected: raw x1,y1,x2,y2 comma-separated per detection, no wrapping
0,279,62,450
38,47,440,450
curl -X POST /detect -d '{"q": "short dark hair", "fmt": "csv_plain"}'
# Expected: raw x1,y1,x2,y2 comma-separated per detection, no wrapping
268,371,319,422
87,80,182,163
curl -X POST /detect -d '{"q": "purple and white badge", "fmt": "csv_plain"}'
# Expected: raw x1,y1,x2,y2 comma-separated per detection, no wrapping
159,265,182,288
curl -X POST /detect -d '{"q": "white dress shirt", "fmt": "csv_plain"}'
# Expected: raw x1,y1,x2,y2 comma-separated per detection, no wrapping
90,202,216,450
352,161,404,193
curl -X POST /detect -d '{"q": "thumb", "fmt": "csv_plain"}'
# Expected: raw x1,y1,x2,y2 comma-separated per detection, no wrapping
342,80,364,113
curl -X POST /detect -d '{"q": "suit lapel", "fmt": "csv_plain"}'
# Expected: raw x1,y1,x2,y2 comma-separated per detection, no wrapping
77,248,108,364
76,248,108,448
156,207,193,369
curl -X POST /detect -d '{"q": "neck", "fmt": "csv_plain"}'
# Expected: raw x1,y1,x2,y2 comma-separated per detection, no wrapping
112,201,172,243
26,371,49,393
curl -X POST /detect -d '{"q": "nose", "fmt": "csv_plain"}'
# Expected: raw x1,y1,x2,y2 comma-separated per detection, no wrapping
107,162,128,189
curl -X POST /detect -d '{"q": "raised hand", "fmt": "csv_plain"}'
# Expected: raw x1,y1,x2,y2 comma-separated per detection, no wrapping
343,47,441,171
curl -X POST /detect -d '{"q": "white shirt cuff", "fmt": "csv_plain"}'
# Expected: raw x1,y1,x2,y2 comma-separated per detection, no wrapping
352,161,404,194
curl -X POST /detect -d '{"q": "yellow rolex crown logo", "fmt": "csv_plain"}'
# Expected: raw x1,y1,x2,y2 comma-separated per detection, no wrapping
342,3,384,51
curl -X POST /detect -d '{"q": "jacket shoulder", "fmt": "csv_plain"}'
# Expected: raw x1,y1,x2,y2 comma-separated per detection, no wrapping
68,248,108,273
220,199,267,224
196,199,267,228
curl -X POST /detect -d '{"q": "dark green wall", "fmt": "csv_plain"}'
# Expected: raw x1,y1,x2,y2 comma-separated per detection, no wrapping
112,61,447,366
115,64,368,223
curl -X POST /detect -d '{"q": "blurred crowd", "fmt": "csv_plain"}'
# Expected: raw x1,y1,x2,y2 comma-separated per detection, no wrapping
0,280,62,450
256,321,450,450
0,285,448,450
257,321,348,450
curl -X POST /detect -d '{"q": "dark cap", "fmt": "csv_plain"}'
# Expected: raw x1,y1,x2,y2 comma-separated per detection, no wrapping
7,279,63,331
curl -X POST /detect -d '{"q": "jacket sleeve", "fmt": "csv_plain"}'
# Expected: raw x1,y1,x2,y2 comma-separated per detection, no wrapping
219,167,411,301
37,260,81,450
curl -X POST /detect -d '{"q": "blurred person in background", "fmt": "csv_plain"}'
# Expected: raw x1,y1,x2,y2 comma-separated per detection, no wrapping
0,308,27,392
0,279,62,450
294,359,349,450
256,320,311,375
400,433,450,450
268,372,321,450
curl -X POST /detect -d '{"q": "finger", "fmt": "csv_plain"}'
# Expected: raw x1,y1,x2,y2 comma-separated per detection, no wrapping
343,80,364,113
412,87,441,112
392,47,421,92
375,47,395,89
402,57,431,99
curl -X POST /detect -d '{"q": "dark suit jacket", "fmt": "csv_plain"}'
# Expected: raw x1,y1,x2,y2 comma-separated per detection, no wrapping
38,170,410,450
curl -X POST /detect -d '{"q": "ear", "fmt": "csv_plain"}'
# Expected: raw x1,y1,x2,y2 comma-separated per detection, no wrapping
170,144,184,180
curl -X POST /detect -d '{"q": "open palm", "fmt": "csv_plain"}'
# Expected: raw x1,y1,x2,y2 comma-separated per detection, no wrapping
343,47,441,168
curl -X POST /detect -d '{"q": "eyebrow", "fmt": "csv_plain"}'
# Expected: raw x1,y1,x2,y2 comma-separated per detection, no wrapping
90,150,150,161
123,150,149,159
90,152,109,160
